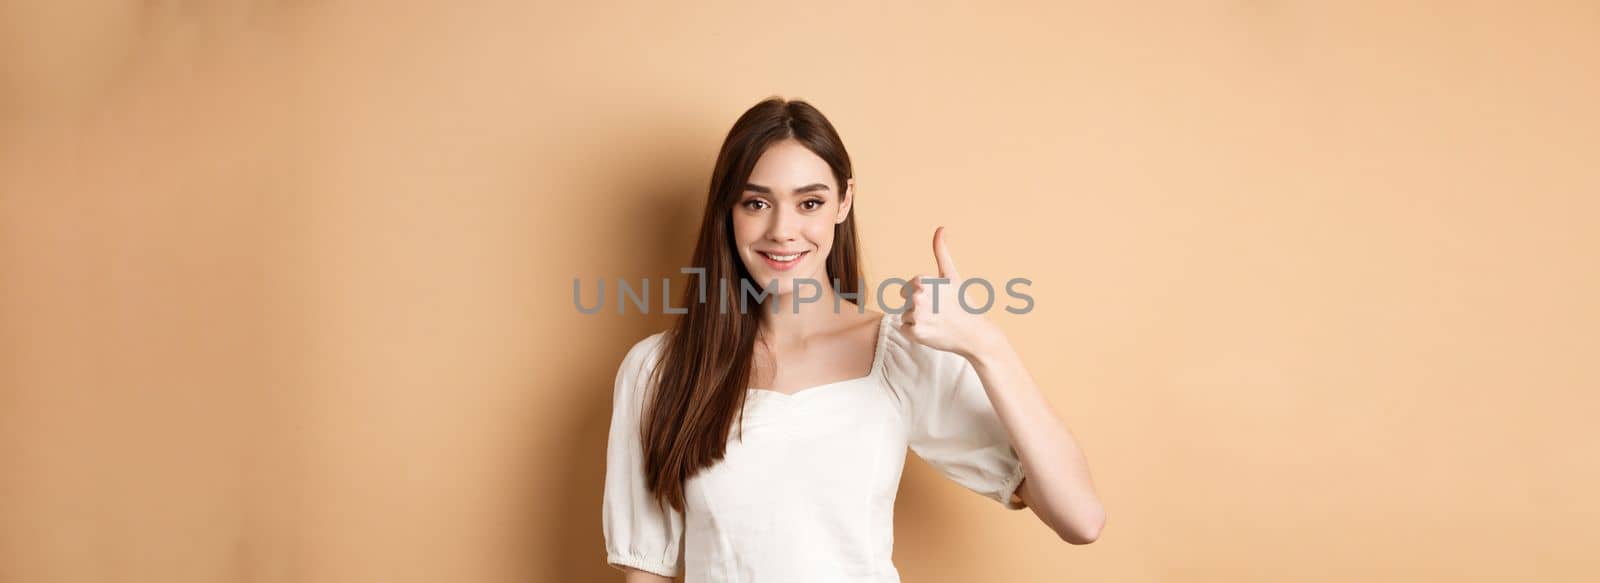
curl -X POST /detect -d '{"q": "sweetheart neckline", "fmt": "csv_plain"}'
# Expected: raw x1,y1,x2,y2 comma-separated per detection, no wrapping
745,312,891,400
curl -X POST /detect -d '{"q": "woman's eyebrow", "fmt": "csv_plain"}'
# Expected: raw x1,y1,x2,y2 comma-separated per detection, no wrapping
742,182,832,194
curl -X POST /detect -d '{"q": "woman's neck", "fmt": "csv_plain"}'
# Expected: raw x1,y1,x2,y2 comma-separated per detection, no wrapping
758,285,859,346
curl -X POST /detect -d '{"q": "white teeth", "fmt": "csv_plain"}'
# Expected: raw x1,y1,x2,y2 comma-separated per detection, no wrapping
762,252,802,262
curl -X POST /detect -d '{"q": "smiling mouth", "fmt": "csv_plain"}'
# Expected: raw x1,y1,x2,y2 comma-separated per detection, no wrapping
757,250,809,270
759,251,806,262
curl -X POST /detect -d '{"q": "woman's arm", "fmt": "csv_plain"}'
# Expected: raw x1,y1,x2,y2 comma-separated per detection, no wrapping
963,331,1106,544
620,566,674,582
899,226,1105,543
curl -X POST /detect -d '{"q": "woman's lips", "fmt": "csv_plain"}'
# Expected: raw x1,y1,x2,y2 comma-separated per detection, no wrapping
757,250,808,271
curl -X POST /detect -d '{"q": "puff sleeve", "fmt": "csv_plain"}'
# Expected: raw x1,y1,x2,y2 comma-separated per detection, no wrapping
886,317,1028,510
602,332,685,576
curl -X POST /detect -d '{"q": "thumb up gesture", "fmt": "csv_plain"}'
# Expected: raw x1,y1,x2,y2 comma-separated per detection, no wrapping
897,226,1004,359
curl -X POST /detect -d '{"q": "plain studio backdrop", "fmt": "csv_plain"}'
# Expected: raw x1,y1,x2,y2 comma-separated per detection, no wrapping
1,1,1596,582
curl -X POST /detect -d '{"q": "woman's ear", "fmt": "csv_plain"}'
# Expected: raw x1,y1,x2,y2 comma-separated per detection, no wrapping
836,178,855,224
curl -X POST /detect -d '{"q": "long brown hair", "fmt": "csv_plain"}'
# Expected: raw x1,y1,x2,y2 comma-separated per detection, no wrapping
641,97,862,512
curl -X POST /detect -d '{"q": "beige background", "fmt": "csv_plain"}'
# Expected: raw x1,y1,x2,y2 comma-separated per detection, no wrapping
3,1,1597,582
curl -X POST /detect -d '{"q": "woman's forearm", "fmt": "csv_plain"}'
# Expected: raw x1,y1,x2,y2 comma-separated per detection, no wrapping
964,331,1106,544
621,567,674,582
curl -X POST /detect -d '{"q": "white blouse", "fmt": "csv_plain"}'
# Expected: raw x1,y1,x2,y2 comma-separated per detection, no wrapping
602,312,1026,582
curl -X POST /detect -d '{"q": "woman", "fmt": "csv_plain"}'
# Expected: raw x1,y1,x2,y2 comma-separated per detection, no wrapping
602,97,1104,582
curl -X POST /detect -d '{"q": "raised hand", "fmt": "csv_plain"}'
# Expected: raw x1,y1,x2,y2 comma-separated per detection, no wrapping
897,226,1004,359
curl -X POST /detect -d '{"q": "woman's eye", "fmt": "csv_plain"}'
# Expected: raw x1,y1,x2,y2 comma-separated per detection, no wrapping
743,198,822,211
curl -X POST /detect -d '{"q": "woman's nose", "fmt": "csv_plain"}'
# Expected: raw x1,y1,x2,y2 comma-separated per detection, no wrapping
766,207,798,240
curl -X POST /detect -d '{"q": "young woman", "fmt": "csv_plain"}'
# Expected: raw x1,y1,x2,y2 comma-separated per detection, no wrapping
602,97,1104,582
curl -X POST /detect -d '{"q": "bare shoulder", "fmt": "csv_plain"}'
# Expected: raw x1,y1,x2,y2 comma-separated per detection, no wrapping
838,308,885,342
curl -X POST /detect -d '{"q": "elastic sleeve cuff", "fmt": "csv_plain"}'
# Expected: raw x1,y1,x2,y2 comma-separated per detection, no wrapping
996,460,1028,511
607,553,680,578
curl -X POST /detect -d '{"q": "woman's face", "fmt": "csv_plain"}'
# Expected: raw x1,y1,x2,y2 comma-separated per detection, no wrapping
731,138,854,301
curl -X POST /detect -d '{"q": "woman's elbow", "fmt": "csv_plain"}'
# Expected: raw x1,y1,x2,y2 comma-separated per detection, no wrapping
1058,508,1105,545
1061,526,1100,545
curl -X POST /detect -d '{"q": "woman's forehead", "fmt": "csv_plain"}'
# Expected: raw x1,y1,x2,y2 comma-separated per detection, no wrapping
747,141,834,193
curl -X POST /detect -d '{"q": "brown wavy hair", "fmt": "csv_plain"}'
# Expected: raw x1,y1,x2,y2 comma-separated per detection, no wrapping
641,97,862,512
